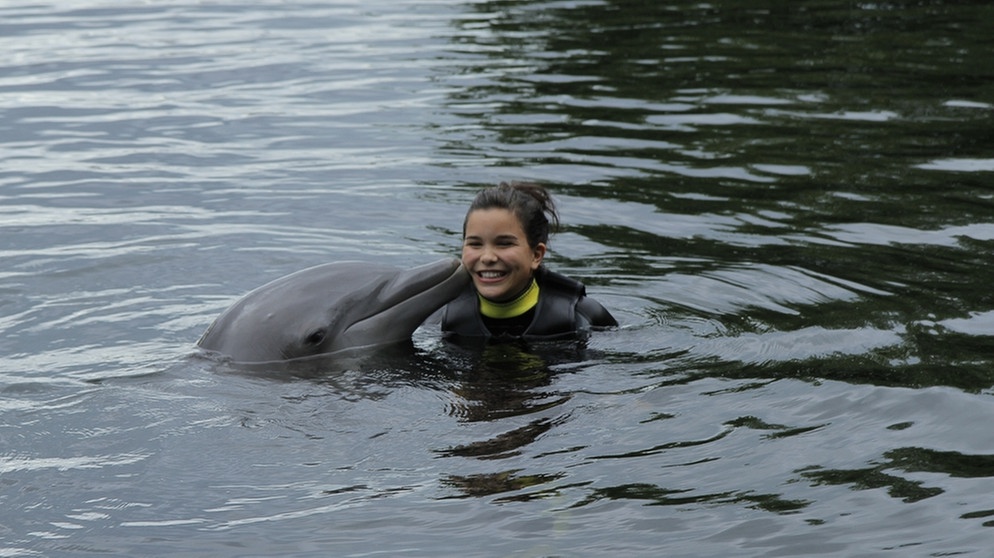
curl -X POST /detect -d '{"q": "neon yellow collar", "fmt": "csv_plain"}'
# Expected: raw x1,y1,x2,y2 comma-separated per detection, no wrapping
478,279,539,319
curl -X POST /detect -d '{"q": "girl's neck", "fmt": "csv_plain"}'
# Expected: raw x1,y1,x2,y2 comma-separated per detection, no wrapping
478,278,539,319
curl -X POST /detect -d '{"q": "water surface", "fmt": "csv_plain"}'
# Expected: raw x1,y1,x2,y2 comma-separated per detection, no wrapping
3,1,994,556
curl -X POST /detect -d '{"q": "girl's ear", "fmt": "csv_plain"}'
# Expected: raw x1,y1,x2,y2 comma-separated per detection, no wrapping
531,243,547,270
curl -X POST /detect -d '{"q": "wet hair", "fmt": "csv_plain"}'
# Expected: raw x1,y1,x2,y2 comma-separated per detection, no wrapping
463,181,561,248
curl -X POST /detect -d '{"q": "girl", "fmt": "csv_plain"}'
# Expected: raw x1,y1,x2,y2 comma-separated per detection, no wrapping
441,182,617,340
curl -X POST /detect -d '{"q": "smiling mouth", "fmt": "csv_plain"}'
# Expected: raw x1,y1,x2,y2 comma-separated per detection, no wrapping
477,270,507,280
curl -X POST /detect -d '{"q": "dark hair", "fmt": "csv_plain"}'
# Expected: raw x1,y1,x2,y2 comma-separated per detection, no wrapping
463,181,560,248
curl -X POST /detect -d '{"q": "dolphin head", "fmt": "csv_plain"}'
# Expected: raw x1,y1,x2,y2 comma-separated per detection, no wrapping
197,258,469,363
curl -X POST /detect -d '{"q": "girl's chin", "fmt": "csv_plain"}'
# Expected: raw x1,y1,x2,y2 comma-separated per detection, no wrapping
473,282,511,301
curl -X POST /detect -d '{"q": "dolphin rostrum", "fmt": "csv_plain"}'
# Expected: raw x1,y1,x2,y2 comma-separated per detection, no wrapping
197,258,469,363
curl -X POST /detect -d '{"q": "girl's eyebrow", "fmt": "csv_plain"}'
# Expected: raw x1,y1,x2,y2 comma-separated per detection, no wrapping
464,233,521,241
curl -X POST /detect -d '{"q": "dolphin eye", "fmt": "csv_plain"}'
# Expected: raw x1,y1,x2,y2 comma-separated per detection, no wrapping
304,328,327,346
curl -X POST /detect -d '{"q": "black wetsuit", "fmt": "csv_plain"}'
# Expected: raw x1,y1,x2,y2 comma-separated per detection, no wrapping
441,267,617,341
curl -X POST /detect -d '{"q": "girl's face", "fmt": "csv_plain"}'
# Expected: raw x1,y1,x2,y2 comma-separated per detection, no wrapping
462,208,546,302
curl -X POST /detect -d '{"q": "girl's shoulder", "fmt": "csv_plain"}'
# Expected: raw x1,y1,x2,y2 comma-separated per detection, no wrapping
535,267,585,296
537,267,618,328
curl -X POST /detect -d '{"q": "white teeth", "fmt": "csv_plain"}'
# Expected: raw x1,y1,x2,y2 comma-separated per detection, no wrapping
479,271,504,279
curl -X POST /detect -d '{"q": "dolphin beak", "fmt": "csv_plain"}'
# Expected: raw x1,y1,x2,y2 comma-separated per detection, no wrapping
377,257,468,309
339,258,469,346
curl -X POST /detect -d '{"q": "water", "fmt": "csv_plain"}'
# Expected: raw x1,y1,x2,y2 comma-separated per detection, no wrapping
3,0,994,555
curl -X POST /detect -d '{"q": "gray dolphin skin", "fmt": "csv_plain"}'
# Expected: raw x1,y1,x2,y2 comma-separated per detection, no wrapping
197,258,469,363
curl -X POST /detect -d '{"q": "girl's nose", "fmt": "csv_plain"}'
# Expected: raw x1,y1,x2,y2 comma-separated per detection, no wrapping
481,247,498,263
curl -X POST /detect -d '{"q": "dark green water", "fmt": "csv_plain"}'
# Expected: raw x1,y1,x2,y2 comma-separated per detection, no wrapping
2,1,994,556
442,0,994,390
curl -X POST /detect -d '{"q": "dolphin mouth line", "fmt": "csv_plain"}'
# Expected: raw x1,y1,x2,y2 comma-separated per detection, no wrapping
345,261,466,331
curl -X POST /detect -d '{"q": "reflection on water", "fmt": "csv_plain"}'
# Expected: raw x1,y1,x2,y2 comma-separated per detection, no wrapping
442,342,582,420
4,0,994,556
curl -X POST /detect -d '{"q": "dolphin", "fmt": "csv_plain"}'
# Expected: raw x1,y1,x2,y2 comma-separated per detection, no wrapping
197,258,469,363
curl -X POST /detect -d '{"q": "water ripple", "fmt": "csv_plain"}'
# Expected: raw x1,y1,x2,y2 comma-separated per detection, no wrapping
0,451,150,474
3,1,994,556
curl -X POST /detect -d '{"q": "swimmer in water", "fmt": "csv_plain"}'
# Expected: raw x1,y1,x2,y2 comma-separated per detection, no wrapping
441,181,618,341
